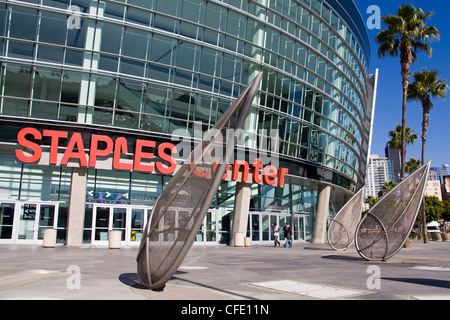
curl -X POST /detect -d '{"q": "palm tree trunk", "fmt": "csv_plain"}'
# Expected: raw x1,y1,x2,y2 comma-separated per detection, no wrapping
421,108,430,244
401,88,409,247
400,42,412,247
400,53,411,180
401,91,407,180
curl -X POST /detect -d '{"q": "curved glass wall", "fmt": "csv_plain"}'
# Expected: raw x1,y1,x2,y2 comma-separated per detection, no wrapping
0,0,370,187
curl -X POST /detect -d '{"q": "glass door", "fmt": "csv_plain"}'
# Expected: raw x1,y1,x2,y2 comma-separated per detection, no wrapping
92,205,129,245
90,205,152,245
206,211,216,243
18,203,37,241
112,207,126,241
17,202,58,244
293,215,306,242
250,215,260,241
38,204,55,240
0,202,16,242
194,210,220,245
94,206,110,243
128,207,152,245
130,208,144,243
262,214,270,241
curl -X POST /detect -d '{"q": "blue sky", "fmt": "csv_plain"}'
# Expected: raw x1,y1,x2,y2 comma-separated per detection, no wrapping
354,0,450,169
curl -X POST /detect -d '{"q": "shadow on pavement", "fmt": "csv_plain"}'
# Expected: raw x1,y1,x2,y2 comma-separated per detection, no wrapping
383,277,450,289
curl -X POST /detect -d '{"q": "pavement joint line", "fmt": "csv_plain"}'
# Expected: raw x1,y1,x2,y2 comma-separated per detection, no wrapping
411,266,450,272
248,280,374,300
411,295,450,300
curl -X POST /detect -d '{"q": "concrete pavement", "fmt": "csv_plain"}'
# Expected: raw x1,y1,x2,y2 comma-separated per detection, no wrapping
0,240,449,300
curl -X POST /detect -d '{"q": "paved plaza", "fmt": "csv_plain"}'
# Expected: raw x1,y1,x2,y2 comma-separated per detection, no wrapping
0,240,449,301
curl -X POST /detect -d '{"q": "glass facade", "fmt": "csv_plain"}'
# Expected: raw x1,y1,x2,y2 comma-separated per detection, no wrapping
0,0,374,245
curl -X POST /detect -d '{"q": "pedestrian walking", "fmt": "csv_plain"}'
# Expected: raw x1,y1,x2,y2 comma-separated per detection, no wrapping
283,223,293,248
273,223,281,247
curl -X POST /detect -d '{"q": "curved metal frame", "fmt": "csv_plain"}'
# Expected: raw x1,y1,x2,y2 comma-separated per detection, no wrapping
136,72,263,289
354,212,389,261
355,161,431,261
328,187,364,251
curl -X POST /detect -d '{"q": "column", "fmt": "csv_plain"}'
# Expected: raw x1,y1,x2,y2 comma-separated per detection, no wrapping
77,1,104,124
229,2,265,247
311,184,331,244
230,182,252,247
66,167,88,247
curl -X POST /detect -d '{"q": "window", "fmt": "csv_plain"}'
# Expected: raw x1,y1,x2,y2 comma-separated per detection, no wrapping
39,12,67,45
123,28,149,59
10,7,37,40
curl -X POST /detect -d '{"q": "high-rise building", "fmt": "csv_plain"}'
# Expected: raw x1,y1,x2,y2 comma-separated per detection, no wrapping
385,144,401,184
425,171,442,201
0,0,376,246
430,167,449,185
365,155,393,201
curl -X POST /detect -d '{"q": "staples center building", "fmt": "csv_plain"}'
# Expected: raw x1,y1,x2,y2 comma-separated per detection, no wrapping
0,0,377,247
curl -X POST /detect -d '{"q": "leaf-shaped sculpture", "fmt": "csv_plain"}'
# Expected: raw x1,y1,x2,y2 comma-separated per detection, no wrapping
355,161,431,261
136,72,263,289
328,187,364,251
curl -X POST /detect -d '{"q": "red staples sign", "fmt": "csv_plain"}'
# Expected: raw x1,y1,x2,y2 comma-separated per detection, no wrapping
15,127,288,187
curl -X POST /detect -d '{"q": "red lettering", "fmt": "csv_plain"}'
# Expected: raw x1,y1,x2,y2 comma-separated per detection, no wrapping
89,134,113,167
277,168,289,187
113,137,132,171
15,127,42,163
263,165,278,186
134,139,155,172
251,158,263,184
15,127,290,186
191,163,210,178
223,164,229,179
191,148,211,178
60,132,88,167
156,143,177,174
42,130,68,165
232,160,249,182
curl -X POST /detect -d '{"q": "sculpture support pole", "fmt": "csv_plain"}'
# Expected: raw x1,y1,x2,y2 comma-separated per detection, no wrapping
312,184,331,244
231,182,252,246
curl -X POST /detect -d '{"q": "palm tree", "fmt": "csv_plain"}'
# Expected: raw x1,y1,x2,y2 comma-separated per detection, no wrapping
376,3,440,181
405,157,421,175
382,181,396,193
364,195,379,209
408,69,448,164
407,68,448,243
388,124,418,180
388,124,418,149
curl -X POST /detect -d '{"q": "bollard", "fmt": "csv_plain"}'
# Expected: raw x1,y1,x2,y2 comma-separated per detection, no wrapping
109,230,122,249
233,232,245,247
43,229,57,248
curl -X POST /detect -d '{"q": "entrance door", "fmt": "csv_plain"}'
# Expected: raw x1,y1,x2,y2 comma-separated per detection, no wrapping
293,215,306,241
17,202,58,244
248,213,307,244
130,208,145,243
93,205,127,245
89,205,152,246
194,210,220,245
0,202,16,243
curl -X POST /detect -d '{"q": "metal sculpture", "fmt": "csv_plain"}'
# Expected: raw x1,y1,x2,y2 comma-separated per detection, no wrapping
355,161,431,261
136,72,263,289
328,187,364,251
